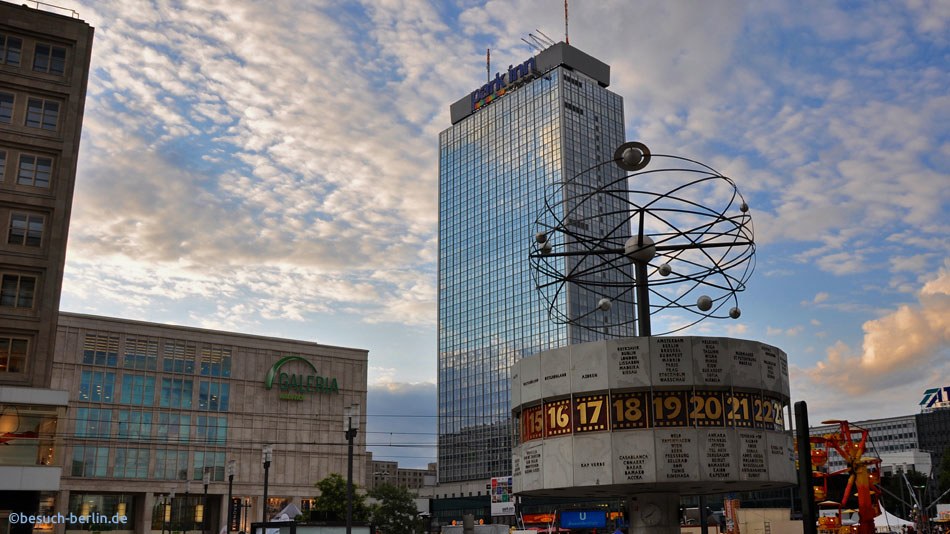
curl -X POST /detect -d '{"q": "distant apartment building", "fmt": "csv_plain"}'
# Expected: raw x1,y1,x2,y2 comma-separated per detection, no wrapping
365,451,436,491
0,1,94,530
809,415,928,474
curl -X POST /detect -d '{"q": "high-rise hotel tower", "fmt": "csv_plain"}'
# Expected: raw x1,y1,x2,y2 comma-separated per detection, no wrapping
438,43,632,484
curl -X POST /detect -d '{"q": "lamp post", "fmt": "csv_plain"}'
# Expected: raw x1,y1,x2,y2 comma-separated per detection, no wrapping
202,467,211,534
262,444,274,532
344,404,360,534
227,460,236,533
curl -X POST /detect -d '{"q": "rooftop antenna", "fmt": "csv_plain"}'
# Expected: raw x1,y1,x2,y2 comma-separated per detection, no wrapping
521,37,542,53
487,48,490,83
535,29,556,47
564,0,569,44
527,33,548,50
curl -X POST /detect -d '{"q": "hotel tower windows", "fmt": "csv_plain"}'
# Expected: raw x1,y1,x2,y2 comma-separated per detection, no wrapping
438,43,632,483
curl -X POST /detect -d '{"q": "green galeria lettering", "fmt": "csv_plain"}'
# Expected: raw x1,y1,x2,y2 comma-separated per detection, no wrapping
264,355,339,400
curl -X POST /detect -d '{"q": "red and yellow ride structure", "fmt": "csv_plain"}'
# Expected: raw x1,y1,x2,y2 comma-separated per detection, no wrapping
809,420,882,534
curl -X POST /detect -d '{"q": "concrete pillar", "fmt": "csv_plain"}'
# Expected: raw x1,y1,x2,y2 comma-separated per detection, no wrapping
140,492,155,534
218,494,227,534
55,489,69,534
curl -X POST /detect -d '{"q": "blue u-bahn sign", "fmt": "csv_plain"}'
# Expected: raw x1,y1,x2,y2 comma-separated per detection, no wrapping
560,510,607,529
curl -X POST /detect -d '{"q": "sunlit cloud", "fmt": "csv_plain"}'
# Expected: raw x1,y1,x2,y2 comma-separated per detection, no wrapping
792,263,950,419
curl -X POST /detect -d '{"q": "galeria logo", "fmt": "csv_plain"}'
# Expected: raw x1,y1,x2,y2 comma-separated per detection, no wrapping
264,355,339,401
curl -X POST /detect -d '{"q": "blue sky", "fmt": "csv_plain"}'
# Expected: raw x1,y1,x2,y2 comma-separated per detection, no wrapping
55,1,947,468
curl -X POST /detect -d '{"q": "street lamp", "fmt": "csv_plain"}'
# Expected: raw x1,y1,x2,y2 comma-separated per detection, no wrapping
227,460,236,533
262,444,274,531
202,467,211,534
344,404,360,534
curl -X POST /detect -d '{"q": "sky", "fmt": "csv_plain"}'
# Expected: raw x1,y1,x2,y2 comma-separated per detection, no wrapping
51,0,948,469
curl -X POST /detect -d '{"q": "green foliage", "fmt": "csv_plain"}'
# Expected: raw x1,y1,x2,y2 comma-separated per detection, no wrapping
312,473,370,522
880,469,930,518
369,483,420,534
938,448,950,497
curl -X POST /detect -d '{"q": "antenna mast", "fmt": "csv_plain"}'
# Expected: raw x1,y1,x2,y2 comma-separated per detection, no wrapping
487,48,490,83
564,0,569,44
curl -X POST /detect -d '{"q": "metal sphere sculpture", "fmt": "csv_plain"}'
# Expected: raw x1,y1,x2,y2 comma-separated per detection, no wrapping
530,141,755,336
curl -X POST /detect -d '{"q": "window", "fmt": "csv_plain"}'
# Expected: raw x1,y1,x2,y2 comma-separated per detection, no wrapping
0,93,13,123
17,154,53,188
0,150,5,177
25,98,59,130
198,381,229,411
0,273,36,308
0,34,22,66
71,445,108,477
79,370,116,402
200,345,231,377
193,450,226,481
155,449,188,480
75,408,112,438
8,213,44,247
113,448,149,478
32,43,66,75
120,374,155,406
160,377,193,409
83,334,119,366
157,412,190,443
123,337,158,370
196,415,226,444
68,494,134,524
0,336,28,373
163,340,196,374
117,409,152,439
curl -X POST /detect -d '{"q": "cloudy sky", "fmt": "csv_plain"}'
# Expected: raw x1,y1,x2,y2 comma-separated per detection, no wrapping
54,1,947,468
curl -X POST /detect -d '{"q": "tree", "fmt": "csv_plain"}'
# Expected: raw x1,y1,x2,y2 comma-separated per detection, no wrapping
937,448,950,499
369,483,420,534
311,473,370,522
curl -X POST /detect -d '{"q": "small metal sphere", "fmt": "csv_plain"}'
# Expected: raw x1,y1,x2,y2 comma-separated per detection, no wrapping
624,235,656,262
729,307,741,319
740,202,749,213
697,295,713,312
622,147,644,168
541,241,552,255
597,298,612,312
535,231,548,244
658,263,672,276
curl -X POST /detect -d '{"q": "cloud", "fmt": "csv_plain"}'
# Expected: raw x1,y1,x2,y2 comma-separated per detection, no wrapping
62,0,444,328
49,0,948,395
766,325,804,337
792,262,950,418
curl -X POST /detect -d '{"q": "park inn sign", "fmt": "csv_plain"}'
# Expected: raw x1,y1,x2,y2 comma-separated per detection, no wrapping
264,355,340,401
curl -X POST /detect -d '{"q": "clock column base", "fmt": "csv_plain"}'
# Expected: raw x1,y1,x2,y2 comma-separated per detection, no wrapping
630,493,680,534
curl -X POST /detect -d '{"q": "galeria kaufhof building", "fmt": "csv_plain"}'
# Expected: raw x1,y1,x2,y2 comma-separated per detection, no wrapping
48,312,368,534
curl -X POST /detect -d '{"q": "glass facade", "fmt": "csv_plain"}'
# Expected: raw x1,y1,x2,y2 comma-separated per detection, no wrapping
69,329,230,480
437,55,630,482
